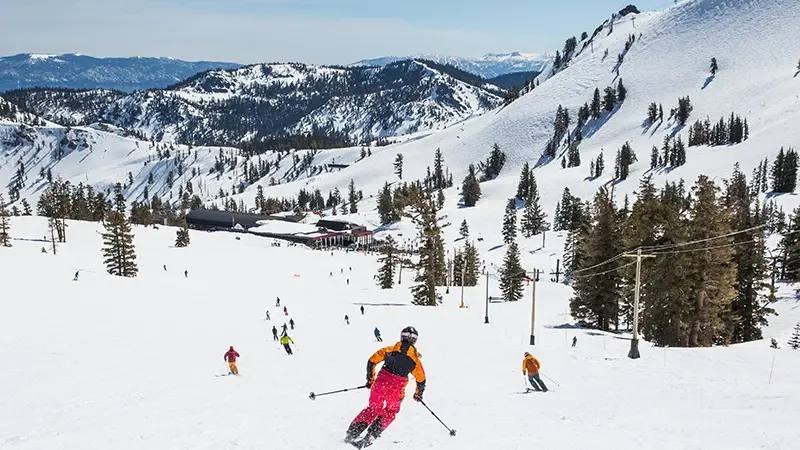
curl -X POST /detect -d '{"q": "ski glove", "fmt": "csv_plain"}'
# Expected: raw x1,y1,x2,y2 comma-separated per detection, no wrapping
365,379,373,389
413,392,423,402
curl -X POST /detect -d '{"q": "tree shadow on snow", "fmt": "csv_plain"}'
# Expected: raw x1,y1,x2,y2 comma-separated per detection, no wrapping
701,74,715,90
488,244,505,252
582,106,621,141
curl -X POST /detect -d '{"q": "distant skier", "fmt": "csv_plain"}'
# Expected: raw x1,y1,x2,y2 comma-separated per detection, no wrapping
330,272,333,277
265,310,271,321
522,352,548,392
341,268,344,274
284,306,289,316
344,326,425,447
360,305,365,315
224,346,240,375
163,264,167,271
282,323,288,335
374,327,382,342
572,337,577,347
345,315,350,325
272,326,279,341
347,278,350,286
184,270,188,278
276,297,281,307
73,271,79,281
289,318,295,330
280,332,294,355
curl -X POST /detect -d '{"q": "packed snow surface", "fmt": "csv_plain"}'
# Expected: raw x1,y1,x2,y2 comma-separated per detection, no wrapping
0,217,799,450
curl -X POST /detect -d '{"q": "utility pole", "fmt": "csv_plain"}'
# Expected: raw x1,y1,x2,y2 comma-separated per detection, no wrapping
459,263,466,308
624,249,655,359
484,271,490,324
529,268,537,345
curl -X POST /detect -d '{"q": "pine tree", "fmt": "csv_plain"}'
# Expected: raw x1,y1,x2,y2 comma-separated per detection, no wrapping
595,152,605,178
377,236,397,289
436,189,445,209
789,323,800,349
502,198,517,245
617,78,627,102
650,146,659,170
0,193,11,247
433,148,446,189
570,188,622,331
348,179,358,213
463,242,480,286
516,162,531,200
403,188,445,306
459,219,469,240
724,165,774,343
676,96,693,125
590,88,602,120
710,57,718,75
175,209,190,248
394,154,403,180
603,86,617,111
461,164,482,207
377,183,398,225
500,241,524,301
21,198,31,216
101,184,138,277
520,173,548,237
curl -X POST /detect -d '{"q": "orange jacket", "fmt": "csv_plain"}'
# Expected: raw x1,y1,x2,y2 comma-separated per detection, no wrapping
522,355,540,375
367,341,426,396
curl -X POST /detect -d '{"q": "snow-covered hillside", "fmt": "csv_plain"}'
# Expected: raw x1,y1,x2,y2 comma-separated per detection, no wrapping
352,52,553,79
2,60,503,144
0,53,242,92
1,215,798,449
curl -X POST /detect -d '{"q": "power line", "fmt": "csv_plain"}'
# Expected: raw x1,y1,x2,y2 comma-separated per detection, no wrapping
650,238,760,255
638,224,765,252
573,261,637,279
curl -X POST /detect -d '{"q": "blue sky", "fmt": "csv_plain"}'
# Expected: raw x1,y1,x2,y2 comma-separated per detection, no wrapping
2,0,673,64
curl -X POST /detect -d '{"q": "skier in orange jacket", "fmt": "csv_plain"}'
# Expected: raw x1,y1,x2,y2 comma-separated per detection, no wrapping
344,326,425,448
522,352,547,392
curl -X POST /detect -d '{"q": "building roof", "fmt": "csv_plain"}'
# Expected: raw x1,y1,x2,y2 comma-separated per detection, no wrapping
186,209,271,229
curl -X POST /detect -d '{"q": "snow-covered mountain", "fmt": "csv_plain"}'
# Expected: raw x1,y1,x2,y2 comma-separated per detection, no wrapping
352,52,553,79
0,53,242,92
2,60,503,145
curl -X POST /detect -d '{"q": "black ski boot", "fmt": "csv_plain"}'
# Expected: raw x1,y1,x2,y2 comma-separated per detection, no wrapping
352,418,383,448
344,422,368,444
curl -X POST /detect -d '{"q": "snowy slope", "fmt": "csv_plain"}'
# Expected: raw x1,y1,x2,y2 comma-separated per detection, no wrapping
0,53,242,92
1,216,798,449
352,52,553,79
239,0,800,244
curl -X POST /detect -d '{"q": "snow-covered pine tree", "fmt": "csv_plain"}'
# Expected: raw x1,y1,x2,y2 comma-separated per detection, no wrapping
500,241,524,302
102,184,138,278
394,154,403,180
516,162,531,200
788,323,800,349
520,173,548,238
0,193,11,247
463,241,480,286
348,179,358,213
376,236,397,289
502,198,517,245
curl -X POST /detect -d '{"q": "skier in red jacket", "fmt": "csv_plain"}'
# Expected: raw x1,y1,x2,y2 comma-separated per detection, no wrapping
224,346,240,375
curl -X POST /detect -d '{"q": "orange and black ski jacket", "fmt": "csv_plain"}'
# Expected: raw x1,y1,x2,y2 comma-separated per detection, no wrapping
367,341,426,395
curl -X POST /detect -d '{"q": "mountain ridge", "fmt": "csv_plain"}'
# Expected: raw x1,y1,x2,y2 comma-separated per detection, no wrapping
351,52,553,79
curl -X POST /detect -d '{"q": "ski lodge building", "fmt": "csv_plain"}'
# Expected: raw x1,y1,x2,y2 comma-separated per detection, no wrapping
185,209,373,249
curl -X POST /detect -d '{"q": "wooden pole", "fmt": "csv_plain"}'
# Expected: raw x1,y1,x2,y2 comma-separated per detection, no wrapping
529,268,536,345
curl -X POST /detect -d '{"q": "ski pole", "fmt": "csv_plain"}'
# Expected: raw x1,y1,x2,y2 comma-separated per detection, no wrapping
419,400,457,437
540,372,560,387
309,385,367,400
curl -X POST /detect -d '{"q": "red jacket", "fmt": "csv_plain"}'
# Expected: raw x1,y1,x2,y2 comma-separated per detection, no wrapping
224,349,240,362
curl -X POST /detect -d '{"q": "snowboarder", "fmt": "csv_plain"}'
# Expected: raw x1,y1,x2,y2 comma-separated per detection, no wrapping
272,326,279,341
276,297,281,307
771,338,779,349
265,310,271,321
184,270,188,278
360,305,365,315
283,306,288,316
344,326,426,447
522,352,548,392
572,336,577,347
224,346,240,375
280,332,294,355
374,327,382,342
345,315,350,325
289,318,295,330
73,271,79,281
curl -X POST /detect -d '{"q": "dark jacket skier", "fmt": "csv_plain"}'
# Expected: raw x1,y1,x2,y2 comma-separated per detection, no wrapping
272,326,279,341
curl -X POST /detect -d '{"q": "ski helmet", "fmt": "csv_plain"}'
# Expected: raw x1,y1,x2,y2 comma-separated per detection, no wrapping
524,352,531,357
400,326,418,344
